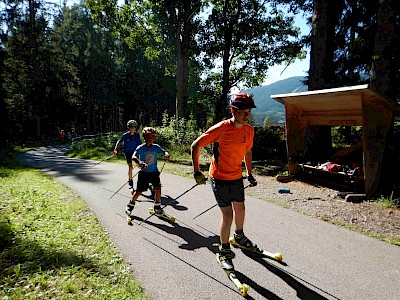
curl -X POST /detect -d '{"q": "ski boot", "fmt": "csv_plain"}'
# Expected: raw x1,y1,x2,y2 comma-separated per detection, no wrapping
154,205,164,215
125,203,135,225
229,232,283,261
148,205,175,222
216,244,248,296
216,244,235,271
232,232,259,251
128,179,134,194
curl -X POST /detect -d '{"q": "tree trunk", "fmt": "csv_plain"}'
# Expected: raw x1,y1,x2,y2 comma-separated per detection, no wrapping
369,0,395,197
175,31,189,119
215,0,241,123
370,0,394,97
172,2,199,120
305,0,342,163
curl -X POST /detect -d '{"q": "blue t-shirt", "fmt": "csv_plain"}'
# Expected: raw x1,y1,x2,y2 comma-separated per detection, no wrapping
134,143,165,173
118,132,142,153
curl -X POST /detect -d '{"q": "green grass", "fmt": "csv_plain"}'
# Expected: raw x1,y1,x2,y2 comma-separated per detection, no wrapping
372,196,400,208
0,155,151,300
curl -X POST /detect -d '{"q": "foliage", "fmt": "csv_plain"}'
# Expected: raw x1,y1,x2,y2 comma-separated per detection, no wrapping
252,125,286,161
2,0,400,150
65,135,119,159
331,126,362,148
157,111,204,157
0,157,150,299
198,0,305,122
372,196,400,209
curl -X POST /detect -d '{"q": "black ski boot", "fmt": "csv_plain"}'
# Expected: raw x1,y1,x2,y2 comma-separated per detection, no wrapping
232,232,259,251
216,244,235,271
125,203,135,217
154,205,165,215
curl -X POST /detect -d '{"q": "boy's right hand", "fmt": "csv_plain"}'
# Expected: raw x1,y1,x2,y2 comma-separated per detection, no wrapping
194,171,206,185
139,161,147,170
113,149,118,156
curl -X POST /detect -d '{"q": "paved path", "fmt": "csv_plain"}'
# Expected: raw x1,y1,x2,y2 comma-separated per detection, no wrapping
18,147,400,300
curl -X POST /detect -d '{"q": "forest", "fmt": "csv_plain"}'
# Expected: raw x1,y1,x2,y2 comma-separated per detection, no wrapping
0,0,399,148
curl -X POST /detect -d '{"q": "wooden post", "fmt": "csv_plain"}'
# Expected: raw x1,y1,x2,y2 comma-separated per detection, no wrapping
362,96,393,199
285,103,308,175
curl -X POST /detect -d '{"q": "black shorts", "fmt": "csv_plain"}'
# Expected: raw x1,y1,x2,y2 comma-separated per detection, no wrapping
137,171,161,192
124,152,134,164
210,177,245,208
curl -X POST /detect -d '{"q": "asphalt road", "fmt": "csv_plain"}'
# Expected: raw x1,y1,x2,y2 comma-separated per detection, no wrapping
18,146,400,300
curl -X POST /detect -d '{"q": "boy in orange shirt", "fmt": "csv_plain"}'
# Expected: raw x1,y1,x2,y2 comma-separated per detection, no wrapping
191,93,258,270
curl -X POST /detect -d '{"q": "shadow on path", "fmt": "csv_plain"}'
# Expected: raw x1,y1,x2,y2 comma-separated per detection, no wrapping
17,146,108,183
128,212,219,253
242,251,339,300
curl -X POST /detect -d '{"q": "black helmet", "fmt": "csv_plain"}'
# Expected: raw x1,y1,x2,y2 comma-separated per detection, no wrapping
230,93,257,110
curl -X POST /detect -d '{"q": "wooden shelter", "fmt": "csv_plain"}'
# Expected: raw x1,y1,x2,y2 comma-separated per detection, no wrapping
271,84,400,199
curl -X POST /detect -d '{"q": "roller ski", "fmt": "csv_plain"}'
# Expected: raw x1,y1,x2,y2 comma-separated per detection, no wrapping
216,250,248,297
148,207,175,223
229,235,283,262
125,204,135,225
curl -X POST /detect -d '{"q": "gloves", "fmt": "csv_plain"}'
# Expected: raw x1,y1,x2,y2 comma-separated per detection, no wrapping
139,161,147,170
113,149,118,156
247,174,257,187
194,171,206,185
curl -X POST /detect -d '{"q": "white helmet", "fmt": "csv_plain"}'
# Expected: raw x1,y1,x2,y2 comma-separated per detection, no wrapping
127,120,138,127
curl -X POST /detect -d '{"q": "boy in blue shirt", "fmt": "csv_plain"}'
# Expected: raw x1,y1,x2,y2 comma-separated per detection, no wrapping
126,127,170,216
114,120,142,191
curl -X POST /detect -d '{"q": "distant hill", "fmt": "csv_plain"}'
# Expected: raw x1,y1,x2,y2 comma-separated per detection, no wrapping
243,76,307,125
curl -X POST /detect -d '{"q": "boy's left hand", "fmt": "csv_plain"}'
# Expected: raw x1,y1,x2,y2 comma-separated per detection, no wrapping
165,153,171,161
247,174,257,187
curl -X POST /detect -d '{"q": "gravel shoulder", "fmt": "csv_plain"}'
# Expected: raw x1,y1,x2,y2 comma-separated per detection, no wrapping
247,174,400,245
167,162,400,245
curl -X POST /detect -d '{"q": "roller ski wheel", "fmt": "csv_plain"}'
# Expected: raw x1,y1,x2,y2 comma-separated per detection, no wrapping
129,187,135,195
148,207,175,223
127,216,133,225
216,253,248,297
229,237,283,262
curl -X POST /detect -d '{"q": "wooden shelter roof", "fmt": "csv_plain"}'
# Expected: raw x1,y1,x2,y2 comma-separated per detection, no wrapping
271,84,400,117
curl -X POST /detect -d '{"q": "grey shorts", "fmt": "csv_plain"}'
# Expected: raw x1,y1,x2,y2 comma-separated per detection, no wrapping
210,177,245,208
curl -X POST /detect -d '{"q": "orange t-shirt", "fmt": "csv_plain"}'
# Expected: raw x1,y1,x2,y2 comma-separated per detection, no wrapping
197,119,254,180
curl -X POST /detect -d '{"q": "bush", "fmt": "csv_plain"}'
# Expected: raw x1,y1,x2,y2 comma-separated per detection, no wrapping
253,126,286,161
156,112,204,158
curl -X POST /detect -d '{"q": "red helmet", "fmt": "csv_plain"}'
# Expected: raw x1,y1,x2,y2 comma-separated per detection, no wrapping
142,127,157,137
230,93,257,110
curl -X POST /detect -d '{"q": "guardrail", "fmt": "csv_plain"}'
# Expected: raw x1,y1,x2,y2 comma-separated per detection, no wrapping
71,132,114,144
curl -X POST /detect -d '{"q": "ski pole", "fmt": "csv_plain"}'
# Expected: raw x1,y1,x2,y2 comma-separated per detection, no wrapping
193,182,252,220
109,169,140,200
90,154,114,168
192,203,218,220
159,160,166,173
138,183,199,225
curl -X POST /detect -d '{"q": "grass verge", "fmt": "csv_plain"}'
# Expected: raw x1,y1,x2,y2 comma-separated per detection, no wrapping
0,154,151,300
